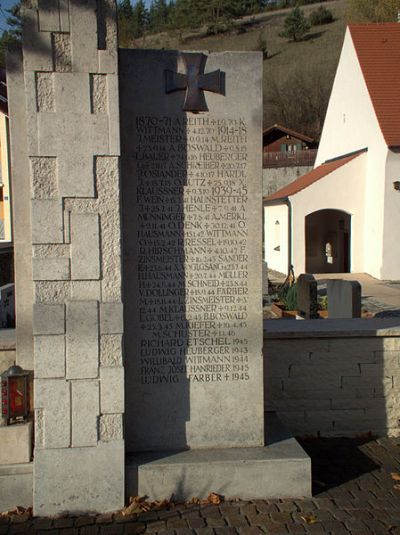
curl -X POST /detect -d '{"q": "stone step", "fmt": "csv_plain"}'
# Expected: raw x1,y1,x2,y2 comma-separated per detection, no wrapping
126,413,311,501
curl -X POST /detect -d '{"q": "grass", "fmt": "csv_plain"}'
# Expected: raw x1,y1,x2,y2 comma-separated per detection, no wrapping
130,0,349,137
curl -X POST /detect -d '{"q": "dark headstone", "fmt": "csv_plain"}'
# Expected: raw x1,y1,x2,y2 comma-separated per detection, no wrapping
297,274,318,319
327,280,361,318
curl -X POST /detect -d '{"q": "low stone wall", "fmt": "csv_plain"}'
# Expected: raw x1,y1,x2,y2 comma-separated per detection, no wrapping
264,319,400,438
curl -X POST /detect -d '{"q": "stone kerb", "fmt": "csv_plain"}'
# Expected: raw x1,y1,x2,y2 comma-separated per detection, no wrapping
7,0,124,515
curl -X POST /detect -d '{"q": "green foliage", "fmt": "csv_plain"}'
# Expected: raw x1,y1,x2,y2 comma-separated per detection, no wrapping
347,0,400,22
318,295,328,311
279,282,298,311
0,1,22,68
279,6,311,41
309,6,333,26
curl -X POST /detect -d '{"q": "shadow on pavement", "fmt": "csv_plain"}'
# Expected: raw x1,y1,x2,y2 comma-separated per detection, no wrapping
298,437,380,495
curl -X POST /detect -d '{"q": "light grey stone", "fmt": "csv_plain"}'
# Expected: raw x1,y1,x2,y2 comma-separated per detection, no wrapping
100,367,124,414
22,8,53,72
35,379,70,448
7,50,34,369
33,244,70,258
38,0,61,31
95,156,122,301
66,301,99,379
70,0,98,73
33,304,65,335
71,380,99,447
32,257,70,281
100,302,123,334
0,422,33,465
90,74,107,114
127,414,310,500
71,281,101,300
59,0,70,31
35,72,55,112
99,413,123,442
107,74,120,155
121,50,264,451
0,463,32,511
34,334,65,378
30,156,58,200
34,281,71,304
70,213,100,280
36,73,109,198
52,32,72,72
33,441,124,516
24,70,39,155
100,334,123,367
31,200,64,244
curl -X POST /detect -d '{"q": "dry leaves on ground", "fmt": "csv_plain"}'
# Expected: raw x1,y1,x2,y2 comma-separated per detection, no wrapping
300,514,318,524
0,506,32,519
121,493,223,516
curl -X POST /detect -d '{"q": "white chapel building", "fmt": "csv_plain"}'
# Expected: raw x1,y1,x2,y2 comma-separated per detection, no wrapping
263,23,400,280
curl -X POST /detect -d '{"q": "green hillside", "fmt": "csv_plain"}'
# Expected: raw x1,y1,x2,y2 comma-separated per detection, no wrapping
131,0,348,138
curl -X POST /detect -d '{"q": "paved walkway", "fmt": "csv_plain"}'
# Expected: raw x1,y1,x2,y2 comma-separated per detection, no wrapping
2,437,400,534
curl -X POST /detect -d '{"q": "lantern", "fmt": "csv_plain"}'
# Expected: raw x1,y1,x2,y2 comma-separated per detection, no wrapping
1,365,33,424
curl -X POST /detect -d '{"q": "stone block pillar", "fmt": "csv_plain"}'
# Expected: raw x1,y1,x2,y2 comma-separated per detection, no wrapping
7,0,124,515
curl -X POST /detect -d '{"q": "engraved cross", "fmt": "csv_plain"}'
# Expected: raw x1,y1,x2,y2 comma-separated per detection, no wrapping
165,53,225,112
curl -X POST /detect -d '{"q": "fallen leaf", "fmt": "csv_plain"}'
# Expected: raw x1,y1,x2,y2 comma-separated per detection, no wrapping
393,484,400,491
207,493,223,505
301,514,318,524
391,472,400,481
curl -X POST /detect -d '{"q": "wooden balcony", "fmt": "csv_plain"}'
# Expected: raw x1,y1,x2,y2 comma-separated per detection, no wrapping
263,149,318,168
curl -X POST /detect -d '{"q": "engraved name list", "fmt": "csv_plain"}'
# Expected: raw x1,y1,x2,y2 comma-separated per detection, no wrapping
134,114,251,387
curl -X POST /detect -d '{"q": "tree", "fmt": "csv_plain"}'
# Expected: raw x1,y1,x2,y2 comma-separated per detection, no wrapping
0,1,22,68
348,0,400,22
279,6,311,42
265,66,332,139
148,0,171,32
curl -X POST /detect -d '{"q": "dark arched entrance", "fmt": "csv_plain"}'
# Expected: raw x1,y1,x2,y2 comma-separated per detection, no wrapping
305,209,351,273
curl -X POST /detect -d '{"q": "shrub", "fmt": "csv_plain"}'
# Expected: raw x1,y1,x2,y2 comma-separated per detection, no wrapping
279,282,298,310
309,6,334,26
279,6,311,42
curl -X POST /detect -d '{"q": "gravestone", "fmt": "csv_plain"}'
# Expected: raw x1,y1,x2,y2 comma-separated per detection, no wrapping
327,280,362,318
297,274,319,319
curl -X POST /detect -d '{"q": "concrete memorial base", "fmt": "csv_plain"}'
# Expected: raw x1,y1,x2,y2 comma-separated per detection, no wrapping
0,462,32,511
0,422,33,465
126,414,311,501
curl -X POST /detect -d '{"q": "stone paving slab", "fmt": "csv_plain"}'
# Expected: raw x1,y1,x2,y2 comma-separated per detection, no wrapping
1,437,400,534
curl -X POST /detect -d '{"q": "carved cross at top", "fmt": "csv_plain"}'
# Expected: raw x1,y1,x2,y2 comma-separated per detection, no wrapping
165,53,225,112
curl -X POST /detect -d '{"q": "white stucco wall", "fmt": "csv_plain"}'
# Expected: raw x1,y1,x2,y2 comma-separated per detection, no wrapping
0,114,11,242
264,203,289,275
382,150,400,280
290,152,367,274
316,29,388,279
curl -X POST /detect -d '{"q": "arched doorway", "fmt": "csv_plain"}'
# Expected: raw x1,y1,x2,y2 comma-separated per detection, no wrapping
305,210,351,273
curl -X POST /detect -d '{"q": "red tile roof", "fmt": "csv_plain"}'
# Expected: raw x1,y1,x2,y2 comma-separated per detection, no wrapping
349,24,400,147
264,150,366,202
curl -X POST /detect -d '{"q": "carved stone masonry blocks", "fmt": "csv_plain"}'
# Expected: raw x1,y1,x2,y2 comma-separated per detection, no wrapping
8,0,124,515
